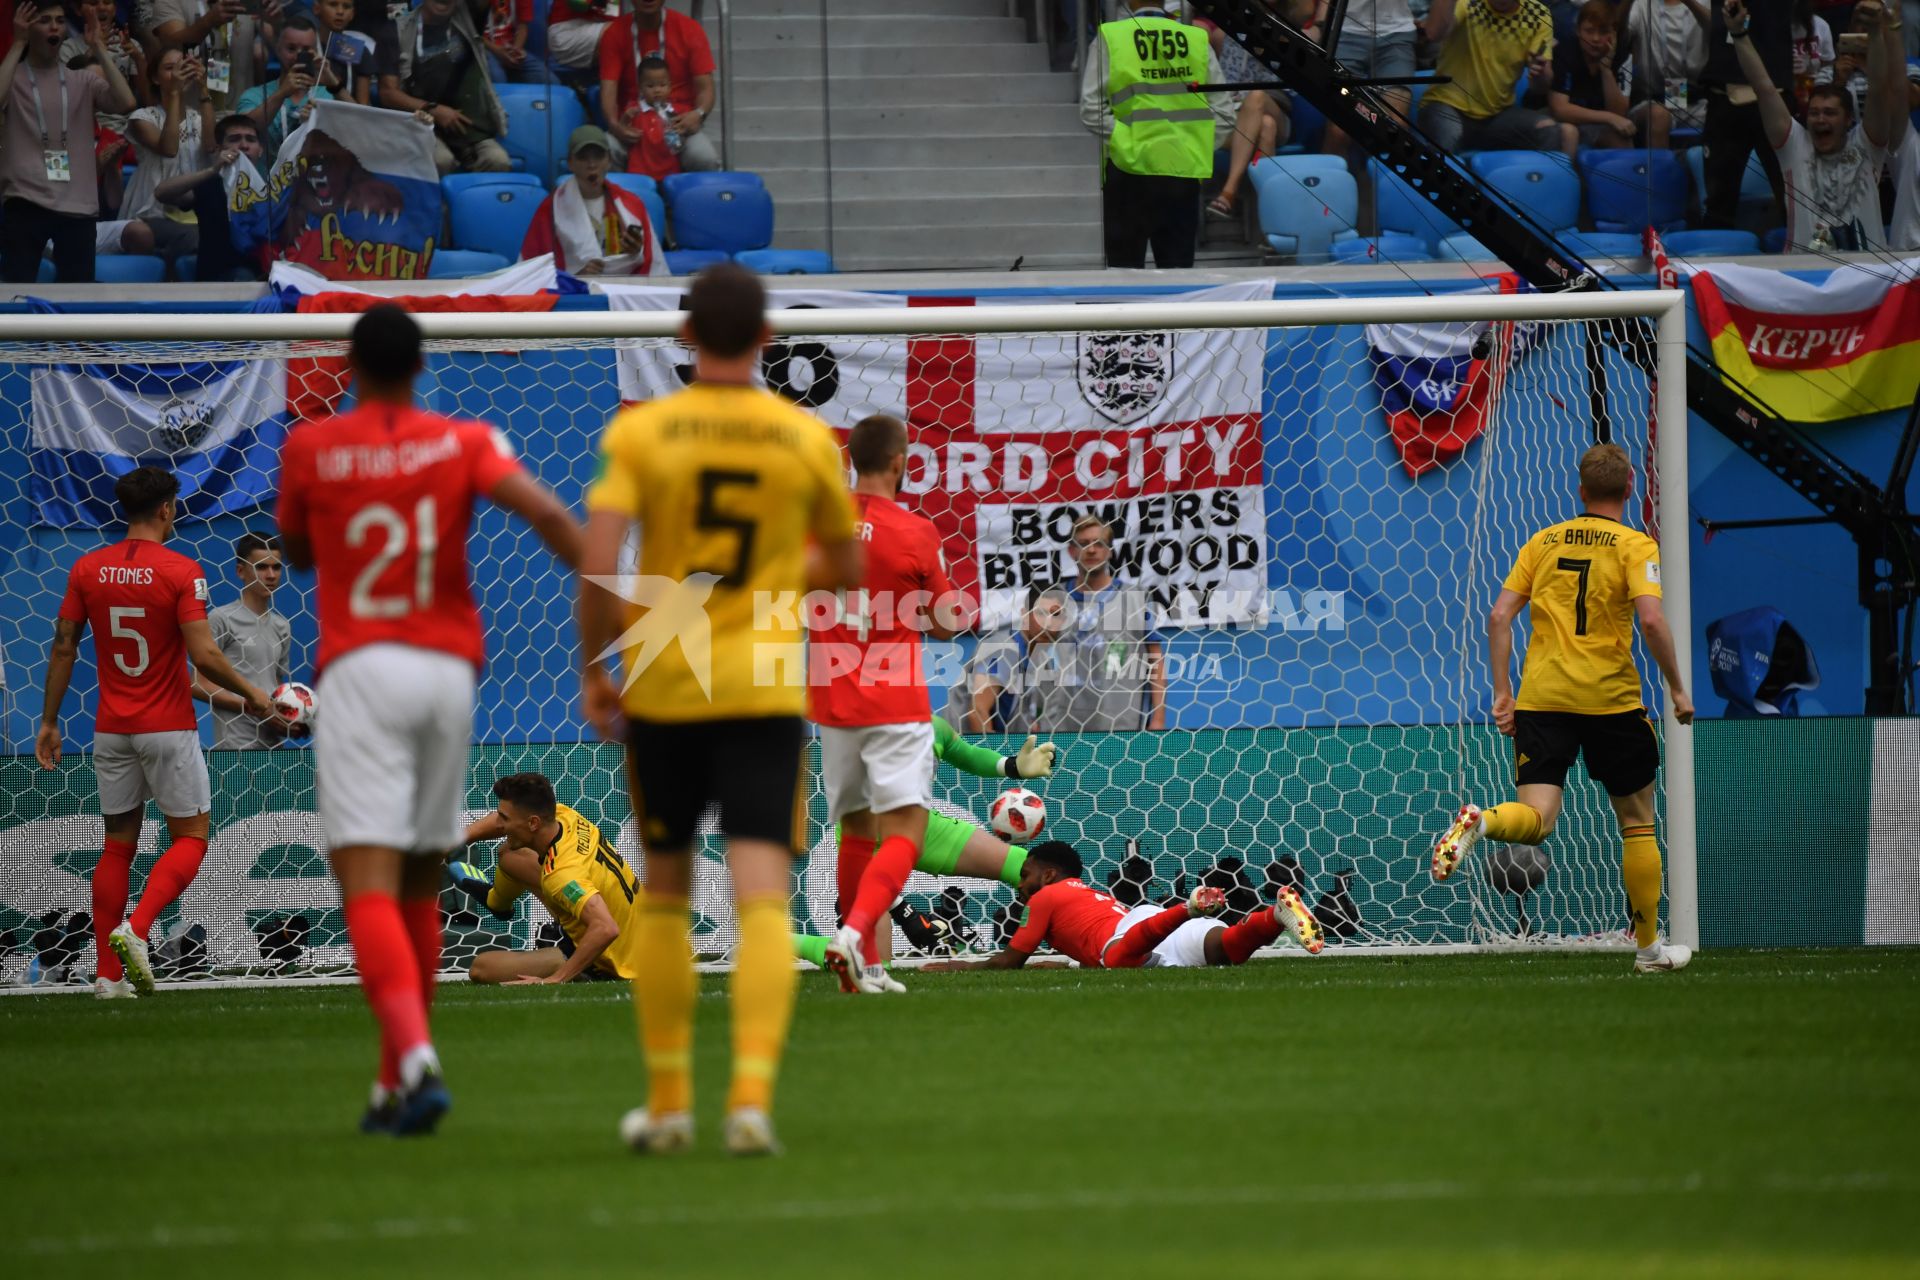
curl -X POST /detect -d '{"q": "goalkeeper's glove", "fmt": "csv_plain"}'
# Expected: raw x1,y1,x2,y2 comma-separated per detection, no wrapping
447,861,497,911
890,902,952,952
1010,734,1057,780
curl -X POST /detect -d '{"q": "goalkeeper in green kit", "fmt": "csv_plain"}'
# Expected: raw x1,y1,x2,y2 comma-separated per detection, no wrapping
791,713,1056,968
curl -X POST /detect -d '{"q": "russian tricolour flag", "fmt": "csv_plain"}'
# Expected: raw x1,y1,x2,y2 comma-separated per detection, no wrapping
29,354,289,528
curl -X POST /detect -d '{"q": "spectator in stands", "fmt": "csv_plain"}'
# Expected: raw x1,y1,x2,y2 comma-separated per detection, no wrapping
480,0,544,83
518,124,668,275
543,0,614,83
599,0,718,172
314,0,384,105
1036,514,1166,732
956,586,1071,735
1418,0,1577,155
59,0,149,238
151,0,264,117
1829,4,1881,114
1203,0,1311,221
1728,0,1894,249
1549,1,1670,145
1318,0,1419,175
121,45,213,268
154,111,267,279
1700,0,1794,227
1869,0,1918,245
1792,0,1838,113
377,0,510,175
621,54,681,180
1616,0,1709,133
0,1,137,283
237,18,334,159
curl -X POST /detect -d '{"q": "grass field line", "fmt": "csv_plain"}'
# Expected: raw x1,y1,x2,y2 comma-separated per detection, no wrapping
12,1168,1904,1259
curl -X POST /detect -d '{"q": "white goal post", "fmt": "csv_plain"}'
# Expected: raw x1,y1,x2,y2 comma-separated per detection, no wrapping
0,288,1693,988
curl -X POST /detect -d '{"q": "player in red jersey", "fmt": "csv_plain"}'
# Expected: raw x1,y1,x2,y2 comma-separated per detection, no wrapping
926,841,1325,972
278,305,583,1137
36,466,277,999
811,414,962,995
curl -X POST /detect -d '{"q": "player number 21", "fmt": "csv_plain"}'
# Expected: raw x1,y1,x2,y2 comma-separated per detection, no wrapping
347,496,439,619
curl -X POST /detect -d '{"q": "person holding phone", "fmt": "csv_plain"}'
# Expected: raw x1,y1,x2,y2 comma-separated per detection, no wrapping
120,45,214,268
151,0,271,114
236,17,334,157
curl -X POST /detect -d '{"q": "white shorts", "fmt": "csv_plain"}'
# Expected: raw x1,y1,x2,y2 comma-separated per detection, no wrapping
1107,902,1226,969
314,643,475,853
96,219,133,254
546,19,607,67
819,720,935,823
94,730,211,818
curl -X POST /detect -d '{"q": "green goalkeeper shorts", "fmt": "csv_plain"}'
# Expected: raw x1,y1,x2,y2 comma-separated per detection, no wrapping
917,811,978,877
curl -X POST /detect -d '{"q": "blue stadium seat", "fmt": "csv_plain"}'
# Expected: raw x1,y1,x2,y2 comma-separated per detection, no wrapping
1763,225,1788,253
734,248,836,274
665,248,730,273
444,171,541,200
1557,230,1644,262
1580,149,1687,233
174,254,196,281
449,182,544,258
1370,157,1465,252
1662,228,1761,257
428,249,513,278
498,87,586,185
1479,151,1580,233
1331,233,1433,264
1466,150,1541,178
660,170,765,202
1251,161,1358,262
1436,232,1495,261
607,173,659,198
96,254,168,284
1682,146,1773,213
671,182,775,252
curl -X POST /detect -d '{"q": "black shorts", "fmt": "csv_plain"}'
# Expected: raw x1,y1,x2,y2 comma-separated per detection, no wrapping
626,715,808,853
1513,709,1660,797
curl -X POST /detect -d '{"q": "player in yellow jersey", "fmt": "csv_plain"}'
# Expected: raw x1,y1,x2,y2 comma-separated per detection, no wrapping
1431,443,1696,973
450,773,642,985
579,263,863,1157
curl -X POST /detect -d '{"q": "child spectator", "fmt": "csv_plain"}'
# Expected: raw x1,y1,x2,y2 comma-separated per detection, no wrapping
1550,0,1671,145
154,111,266,279
519,124,668,275
544,0,615,81
598,0,718,171
621,54,680,179
121,44,213,266
314,0,386,105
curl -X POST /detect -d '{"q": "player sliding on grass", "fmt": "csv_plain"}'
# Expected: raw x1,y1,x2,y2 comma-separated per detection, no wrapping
1430,443,1695,974
924,840,1323,971
451,773,643,985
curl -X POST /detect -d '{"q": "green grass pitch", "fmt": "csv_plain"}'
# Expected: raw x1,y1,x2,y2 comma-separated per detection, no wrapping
3,950,1917,1278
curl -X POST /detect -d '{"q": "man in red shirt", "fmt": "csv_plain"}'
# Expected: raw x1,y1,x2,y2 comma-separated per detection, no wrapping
928,841,1325,972
597,0,719,172
812,414,961,995
36,466,275,999
278,305,582,1137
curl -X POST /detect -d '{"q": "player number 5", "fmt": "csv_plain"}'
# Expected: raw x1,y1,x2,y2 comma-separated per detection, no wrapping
108,606,149,677
347,496,439,619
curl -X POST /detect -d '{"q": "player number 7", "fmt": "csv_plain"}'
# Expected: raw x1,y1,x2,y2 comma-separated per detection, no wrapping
1555,556,1591,636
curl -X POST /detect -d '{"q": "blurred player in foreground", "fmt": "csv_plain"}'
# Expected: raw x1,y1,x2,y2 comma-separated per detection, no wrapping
580,264,862,1156
37,466,276,998
452,772,642,985
924,840,1323,972
1431,443,1695,973
279,306,582,1135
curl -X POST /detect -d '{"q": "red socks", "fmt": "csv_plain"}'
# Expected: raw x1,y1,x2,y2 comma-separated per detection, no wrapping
127,835,209,939
835,832,875,930
845,835,919,965
342,892,431,1073
92,838,137,980
1104,904,1190,969
400,896,442,1013
1218,908,1284,965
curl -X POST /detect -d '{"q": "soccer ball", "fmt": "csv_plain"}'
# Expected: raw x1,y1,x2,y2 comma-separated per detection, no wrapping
271,682,317,729
988,788,1047,841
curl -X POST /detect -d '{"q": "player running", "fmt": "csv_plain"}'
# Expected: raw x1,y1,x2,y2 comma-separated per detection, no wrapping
1431,443,1695,974
812,413,964,995
36,466,276,999
924,840,1324,971
580,263,862,1157
451,773,643,985
278,305,583,1136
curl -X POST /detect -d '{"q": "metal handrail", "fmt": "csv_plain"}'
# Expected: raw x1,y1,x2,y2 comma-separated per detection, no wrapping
715,0,733,170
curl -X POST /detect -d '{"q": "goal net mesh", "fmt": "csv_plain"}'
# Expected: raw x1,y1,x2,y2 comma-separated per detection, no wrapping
0,300,1675,986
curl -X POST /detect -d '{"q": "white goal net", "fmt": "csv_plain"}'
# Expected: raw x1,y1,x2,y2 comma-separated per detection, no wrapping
0,290,1693,987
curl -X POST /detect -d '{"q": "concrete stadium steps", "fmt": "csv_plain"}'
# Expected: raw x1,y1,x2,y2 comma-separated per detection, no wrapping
748,72,1077,109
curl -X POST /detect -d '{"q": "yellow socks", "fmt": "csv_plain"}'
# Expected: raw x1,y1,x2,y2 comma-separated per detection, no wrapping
727,893,797,1115
1483,801,1548,845
630,893,695,1116
1621,825,1663,949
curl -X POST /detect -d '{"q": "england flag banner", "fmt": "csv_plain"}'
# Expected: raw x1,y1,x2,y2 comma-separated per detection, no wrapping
597,281,1271,628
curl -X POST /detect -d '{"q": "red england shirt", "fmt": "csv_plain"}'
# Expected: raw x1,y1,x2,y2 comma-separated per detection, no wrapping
277,405,522,674
598,9,716,118
808,493,953,727
58,539,209,735
1007,879,1131,968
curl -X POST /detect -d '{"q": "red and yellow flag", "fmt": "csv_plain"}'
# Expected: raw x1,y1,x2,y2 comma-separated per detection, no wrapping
1689,259,1920,423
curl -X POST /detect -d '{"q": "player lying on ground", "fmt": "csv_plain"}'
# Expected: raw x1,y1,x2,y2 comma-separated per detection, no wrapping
450,773,642,985
795,714,1057,975
1430,442,1695,974
923,841,1323,972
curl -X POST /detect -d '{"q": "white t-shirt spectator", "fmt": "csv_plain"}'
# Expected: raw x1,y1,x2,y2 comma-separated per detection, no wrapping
1343,0,1417,37
121,106,205,222
1777,119,1887,250
1623,0,1708,126
1890,127,1920,250
1791,17,1835,85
